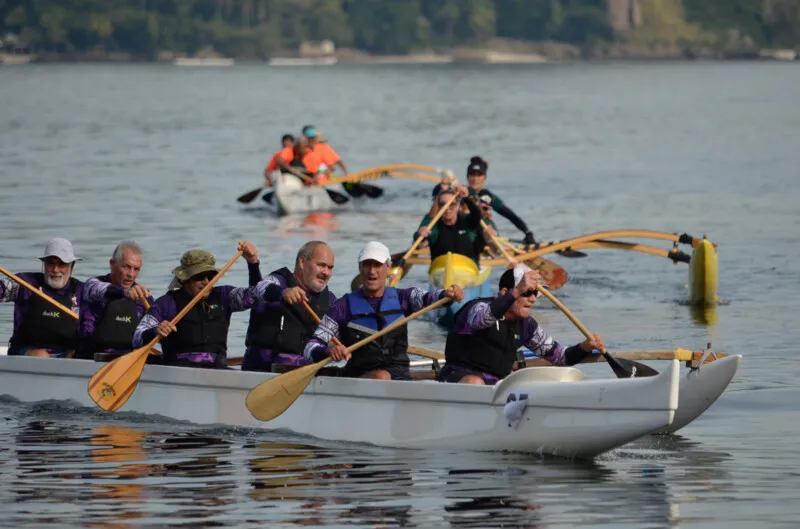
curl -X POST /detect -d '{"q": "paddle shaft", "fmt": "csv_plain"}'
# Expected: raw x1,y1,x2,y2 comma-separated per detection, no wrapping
536,286,601,350
480,220,517,264
301,300,344,348
139,251,243,353
0,265,78,319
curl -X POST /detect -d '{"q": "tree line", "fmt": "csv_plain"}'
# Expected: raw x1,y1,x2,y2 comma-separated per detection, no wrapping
1,0,798,59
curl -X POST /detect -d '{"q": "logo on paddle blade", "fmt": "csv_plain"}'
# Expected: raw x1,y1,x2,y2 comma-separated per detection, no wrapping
100,383,117,398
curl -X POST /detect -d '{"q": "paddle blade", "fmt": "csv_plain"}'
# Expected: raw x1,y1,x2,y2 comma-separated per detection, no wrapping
326,189,350,204
87,347,151,412
556,249,588,258
246,359,331,421
262,191,275,204
604,353,659,379
341,182,366,197
237,188,262,204
524,257,568,290
358,183,384,198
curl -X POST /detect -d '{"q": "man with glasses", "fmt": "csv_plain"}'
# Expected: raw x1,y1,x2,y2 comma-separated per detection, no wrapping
414,185,483,264
439,266,605,385
0,238,83,358
132,242,260,369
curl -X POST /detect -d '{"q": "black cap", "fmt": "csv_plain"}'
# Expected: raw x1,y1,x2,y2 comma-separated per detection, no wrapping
466,156,488,177
499,268,516,290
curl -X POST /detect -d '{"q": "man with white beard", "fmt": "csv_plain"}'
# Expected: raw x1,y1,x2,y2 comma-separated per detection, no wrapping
0,238,84,358
241,240,336,372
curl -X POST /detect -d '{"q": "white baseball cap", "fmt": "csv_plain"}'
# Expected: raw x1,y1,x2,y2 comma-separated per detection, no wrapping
39,238,80,264
358,241,391,264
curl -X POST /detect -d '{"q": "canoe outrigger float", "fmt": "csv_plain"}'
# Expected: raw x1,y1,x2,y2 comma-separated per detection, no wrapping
478,230,720,306
0,346,740,458
424,252,493,328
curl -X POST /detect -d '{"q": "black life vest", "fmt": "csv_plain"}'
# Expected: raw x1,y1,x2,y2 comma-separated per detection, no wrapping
89,275,141,351
444,297,522,378
430,217,478,262
340,288,408,374
161,288,229,363
12,274,80,350
245,267,330,355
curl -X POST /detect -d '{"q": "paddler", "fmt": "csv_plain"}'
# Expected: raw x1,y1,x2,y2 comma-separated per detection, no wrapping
303,125,348,176
440,266,604,385
276,137,325,184
242,241,337,372
132,242,260,369
431,157,537,247
264,133,294,186
414,185,483,264
0,238,83,358
303,241,465,380
76,241,154,360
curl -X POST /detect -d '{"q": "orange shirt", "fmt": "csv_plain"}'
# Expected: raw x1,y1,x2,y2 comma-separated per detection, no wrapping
265,150,282,172
278,147,321,174
312,143,341,167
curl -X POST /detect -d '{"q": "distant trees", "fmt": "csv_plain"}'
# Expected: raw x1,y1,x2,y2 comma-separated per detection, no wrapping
1,0,798,58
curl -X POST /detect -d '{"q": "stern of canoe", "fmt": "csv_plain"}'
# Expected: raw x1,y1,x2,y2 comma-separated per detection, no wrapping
688,239,718,306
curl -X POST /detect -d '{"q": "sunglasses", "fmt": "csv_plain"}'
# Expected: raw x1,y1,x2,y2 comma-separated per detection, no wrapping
520,289,539,298
190,271,216,282
438,199,460,207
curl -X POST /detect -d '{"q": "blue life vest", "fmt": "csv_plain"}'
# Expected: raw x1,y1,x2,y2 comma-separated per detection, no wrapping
341,288,408,374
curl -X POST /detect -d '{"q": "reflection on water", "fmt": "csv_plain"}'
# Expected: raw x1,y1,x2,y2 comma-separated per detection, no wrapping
690,303,719,327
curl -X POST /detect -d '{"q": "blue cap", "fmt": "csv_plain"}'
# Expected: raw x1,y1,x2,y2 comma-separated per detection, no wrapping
304,127,318,139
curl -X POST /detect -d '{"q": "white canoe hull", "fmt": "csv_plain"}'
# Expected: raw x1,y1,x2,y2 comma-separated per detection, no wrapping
0,354,680,459
274,173,347,216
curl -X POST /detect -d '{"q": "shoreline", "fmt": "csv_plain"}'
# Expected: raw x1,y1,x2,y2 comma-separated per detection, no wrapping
4,46,798,65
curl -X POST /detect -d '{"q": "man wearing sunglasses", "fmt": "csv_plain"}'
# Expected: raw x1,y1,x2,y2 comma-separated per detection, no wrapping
133,241,261,369
415,185,483,264
1,238,84,358
439,266,605,385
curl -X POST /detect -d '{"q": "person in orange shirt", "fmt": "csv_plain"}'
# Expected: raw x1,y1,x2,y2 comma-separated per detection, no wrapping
303,126,348,176
276,137,325,185
264,134,294,186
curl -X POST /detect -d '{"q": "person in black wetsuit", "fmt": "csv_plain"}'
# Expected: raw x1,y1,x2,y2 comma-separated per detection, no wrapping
431,156,537,247
414,185,483,264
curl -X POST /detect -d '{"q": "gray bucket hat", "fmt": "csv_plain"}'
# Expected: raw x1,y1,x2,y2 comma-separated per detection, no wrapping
171,249,219,281
39,238,80,263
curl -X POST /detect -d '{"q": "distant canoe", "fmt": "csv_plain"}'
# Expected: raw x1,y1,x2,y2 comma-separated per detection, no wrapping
173,57,234,67
268,56,337,66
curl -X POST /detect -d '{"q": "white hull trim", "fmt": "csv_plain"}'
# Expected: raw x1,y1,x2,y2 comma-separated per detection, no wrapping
0,353,680,459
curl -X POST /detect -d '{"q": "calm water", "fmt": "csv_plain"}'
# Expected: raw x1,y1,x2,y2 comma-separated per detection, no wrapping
1,62,799,527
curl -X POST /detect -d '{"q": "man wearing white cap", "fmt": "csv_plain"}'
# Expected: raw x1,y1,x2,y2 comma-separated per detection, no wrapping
0,238,84,358
440,266,605,385
303,241,465,380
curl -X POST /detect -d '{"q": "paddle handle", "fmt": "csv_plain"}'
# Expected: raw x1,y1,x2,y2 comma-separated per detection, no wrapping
142,251,243,352
536,286,601,352
284,166,314,184
0,265,79,320
301,300,344,348
345,296,451,354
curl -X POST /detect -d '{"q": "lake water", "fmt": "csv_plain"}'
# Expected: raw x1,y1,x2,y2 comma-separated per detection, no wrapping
1,61,799,527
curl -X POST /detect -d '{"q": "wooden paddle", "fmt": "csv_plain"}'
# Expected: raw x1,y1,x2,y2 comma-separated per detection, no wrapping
87,250,243,412
389,191,461,287
245,296,453,422
0,265,79,318
535,286,659,378
237,187,265,204
284,167,349,205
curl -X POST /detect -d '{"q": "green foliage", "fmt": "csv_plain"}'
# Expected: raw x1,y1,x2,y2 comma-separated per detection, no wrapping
0,0,797,57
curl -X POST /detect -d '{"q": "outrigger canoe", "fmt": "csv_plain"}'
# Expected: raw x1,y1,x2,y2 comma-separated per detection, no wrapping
0,348,681,459
425,252,493,328
274,173,350,216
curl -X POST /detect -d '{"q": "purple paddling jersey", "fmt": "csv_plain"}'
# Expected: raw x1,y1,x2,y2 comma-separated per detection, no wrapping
80,274,153,342
303,287,445,362
242,272,337,370
451,291,580,366
133,285,255,363
0,272,83,338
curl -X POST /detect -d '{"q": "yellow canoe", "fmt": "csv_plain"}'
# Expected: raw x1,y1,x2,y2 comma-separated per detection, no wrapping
428,252,492,289
688,239,718,305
